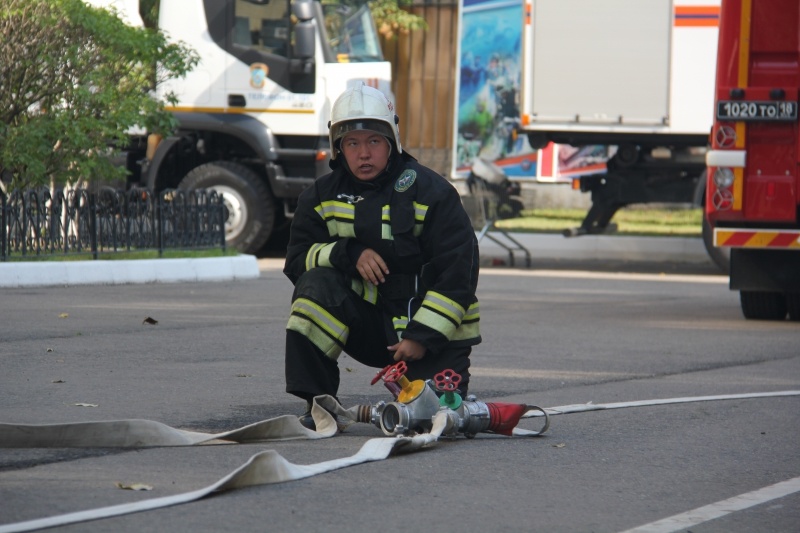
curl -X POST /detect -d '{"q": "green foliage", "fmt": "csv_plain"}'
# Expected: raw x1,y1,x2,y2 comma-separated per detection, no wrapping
324,0,427,38
494,208,703,237
0,0,198,190
369,0,428,38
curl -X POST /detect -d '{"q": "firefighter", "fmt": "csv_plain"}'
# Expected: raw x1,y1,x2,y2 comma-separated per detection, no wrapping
283,83,481,429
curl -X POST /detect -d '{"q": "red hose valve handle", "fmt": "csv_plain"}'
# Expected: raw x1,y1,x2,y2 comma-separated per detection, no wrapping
434,369,463,409
383,361,408,383
433,369,461,392
370,365,393,385
371,364,402,397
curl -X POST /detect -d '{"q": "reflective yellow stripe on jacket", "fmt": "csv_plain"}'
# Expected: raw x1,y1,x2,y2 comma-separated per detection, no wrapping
315,201,355,237
380,202,429,240
392,315,409,341
413,291,470,339
287,297,349,360
452,302,480,341
350,278,378,304
305,242,336,270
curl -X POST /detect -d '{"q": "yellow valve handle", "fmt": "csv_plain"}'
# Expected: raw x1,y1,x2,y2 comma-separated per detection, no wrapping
385,361,426,403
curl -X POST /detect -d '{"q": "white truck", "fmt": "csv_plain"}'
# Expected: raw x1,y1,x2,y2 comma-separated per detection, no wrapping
88,0,392,253
518,0,723,263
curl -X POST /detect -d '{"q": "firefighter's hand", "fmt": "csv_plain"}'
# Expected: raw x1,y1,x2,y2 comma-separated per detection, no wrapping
389,339,426,362
356,248,389,285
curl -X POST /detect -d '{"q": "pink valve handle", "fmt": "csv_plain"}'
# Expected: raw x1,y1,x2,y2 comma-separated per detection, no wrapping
383,361,408,383
433,369,461,392
370,365,393,386
371,364,402,397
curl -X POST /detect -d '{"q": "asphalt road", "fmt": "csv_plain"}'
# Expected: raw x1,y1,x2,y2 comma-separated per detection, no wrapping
1,260,798,533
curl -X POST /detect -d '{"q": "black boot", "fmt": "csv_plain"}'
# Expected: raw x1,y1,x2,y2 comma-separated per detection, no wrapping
298,400,349,432
298,401,316,430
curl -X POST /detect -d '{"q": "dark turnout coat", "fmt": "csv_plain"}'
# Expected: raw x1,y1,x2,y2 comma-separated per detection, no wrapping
283,152,481,357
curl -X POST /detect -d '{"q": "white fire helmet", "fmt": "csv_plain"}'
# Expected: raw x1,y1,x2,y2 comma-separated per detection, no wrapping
328,83,402,160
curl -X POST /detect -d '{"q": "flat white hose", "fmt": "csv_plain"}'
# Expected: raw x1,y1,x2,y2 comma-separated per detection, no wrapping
1,391,797,533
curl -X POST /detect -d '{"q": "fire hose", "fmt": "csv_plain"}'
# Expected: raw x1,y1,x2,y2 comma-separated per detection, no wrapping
0,363,797,533
0,362,548,532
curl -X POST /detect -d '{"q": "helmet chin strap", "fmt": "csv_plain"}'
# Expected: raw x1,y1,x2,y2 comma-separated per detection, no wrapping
384,137,392,171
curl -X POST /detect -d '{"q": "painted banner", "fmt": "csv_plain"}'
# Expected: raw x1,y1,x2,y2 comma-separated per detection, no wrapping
452,0,537,179
451,0,609,182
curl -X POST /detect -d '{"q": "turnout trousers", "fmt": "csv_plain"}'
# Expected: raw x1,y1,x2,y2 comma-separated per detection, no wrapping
285,268,471,402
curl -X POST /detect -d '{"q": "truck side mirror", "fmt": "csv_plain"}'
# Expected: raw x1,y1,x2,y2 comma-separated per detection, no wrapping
290,0,315,92
293,19,315,60
292,0,314,22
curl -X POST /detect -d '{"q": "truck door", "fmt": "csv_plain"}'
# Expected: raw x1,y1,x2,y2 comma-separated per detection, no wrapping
210,0,319,122
226,0,292,94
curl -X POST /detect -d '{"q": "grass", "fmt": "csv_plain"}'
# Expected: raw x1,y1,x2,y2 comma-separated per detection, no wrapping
3,207,702,264
2,248,239,262
493,207,703,237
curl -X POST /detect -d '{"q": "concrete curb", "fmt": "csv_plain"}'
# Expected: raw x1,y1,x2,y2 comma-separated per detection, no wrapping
0,255,260,288
0,233,714,288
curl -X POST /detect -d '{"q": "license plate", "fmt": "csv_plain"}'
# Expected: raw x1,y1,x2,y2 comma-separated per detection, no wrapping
716,100,798,121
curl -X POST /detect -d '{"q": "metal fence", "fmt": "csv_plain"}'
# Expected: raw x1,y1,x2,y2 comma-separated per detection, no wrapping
0,187,226,261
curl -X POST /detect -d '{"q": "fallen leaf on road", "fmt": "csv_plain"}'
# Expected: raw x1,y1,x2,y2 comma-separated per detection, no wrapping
58,313,69,319
552,443,566,448
142,317,158,325
74,403,98,407
115,482,153,491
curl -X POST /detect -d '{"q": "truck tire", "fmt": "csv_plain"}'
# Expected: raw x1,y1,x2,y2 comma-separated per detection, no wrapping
739,291,787,320
179,161,275,254
695,174,730,274
702,217,731,273
786,293,800,321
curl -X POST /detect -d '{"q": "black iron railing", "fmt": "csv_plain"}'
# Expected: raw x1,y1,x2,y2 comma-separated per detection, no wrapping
0,187,226,261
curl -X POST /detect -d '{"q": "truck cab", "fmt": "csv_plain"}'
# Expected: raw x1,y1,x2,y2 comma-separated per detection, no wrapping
96,0,393,253
705,0,800,320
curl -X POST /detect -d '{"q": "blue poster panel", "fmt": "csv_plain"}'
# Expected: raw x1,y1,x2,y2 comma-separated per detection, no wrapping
453,0,536,179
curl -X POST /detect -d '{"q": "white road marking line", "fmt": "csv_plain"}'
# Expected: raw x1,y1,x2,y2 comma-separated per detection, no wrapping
480,268,728,284
618,476,800,533
471,367,637,380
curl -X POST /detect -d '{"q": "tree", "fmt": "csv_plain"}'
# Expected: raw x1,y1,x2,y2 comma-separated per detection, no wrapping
322,0,427,40
369,0,428,39
0,0,198,191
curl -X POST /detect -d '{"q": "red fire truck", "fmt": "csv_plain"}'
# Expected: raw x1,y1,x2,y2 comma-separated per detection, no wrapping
705,0,800,321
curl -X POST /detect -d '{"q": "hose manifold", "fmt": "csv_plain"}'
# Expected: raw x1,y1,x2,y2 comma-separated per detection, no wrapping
377,382,442,436
367,363,550,438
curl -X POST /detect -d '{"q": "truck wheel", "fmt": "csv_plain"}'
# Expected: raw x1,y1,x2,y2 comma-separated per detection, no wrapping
786,293,800,321
702,217,730,273
739,291,787,320
179,161,275,254
696,173,730,273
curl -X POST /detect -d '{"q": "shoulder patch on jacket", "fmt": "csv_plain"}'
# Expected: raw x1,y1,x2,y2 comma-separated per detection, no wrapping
394,170,416,192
